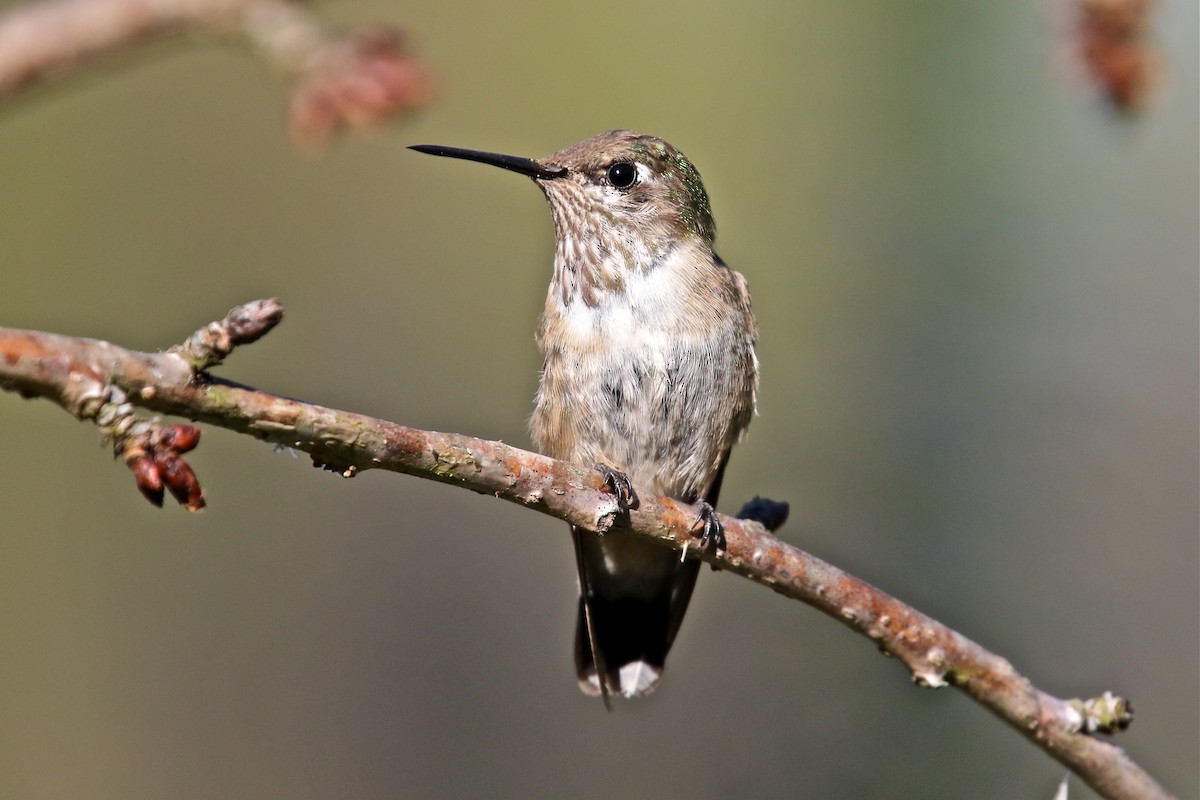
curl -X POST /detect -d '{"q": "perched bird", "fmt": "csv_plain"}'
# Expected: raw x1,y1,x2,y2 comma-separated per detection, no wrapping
411,131,758,701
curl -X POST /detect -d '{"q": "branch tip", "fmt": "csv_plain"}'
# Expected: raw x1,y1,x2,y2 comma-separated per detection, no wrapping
171,299,284,371
1067,691,1134,734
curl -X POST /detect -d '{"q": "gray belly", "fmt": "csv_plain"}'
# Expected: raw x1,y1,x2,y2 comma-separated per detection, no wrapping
531,334,752,502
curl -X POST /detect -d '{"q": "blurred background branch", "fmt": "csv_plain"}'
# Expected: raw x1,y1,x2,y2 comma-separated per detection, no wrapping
0,0,431,147
0,303,1173,800
1073,0,1160,113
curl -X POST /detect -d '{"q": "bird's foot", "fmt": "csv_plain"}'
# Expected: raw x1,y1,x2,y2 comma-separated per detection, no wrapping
594,463,638,513
690,500,726,554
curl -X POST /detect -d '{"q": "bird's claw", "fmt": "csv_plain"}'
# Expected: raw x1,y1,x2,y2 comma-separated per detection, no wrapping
595,463,638,513
691,500,726,554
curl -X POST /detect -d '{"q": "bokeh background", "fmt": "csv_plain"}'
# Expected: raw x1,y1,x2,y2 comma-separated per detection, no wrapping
1,1,1196,798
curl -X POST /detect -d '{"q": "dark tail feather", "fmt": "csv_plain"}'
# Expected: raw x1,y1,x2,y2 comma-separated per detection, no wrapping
574,583,680,698
572,452,729,700
572,528,700,699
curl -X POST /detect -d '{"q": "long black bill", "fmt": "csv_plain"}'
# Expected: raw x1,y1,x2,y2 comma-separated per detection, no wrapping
409,144,567,180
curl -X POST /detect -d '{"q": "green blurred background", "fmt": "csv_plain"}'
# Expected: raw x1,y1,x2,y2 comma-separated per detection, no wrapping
1,1,1196,798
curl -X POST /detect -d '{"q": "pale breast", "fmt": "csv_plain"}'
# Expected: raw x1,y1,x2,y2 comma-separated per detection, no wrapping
531,248,757,502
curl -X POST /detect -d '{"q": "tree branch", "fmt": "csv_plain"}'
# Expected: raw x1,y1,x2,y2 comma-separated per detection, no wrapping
0,0,431,148
0,302,1174,800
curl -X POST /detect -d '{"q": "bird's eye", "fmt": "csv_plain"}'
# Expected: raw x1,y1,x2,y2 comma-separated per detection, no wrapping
606,162,638,189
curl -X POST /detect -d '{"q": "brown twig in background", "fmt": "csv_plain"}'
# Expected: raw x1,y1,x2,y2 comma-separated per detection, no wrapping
0,0,431,146
0,301,1173,800
1073,0,1160,113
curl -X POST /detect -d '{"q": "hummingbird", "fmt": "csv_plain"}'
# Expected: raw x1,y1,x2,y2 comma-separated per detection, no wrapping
411,131,758,702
